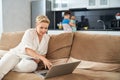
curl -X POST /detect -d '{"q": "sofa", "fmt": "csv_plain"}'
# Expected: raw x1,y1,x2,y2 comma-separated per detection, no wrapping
0,31,120,80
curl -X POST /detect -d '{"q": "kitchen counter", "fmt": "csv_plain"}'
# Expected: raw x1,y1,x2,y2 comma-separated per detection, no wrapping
49,28,120,31
77,28,120,31
48,30,120,35
80,29,113,31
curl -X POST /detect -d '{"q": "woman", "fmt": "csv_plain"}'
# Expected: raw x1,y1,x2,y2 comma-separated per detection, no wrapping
0,15,52,80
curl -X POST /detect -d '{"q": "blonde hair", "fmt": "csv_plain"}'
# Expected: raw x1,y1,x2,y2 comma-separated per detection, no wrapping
36,15,50,24
71,16,76,20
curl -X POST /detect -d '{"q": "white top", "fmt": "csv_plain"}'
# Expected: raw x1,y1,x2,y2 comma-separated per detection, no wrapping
10,29,50,58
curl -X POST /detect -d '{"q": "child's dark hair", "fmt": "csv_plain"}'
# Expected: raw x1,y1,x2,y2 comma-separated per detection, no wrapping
64,11,71,16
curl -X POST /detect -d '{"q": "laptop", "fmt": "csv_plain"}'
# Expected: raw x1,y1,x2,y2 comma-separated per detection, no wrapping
34,61,80,79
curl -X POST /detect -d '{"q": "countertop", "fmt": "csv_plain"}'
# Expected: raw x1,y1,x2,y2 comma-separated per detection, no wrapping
49,29,120,31
80,28,120,31
48,29,120,35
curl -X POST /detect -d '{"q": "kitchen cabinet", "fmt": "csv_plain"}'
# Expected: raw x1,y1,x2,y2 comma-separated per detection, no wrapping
87,0,109,9
51,0,69,11
109,0,120,8
69,0,88,9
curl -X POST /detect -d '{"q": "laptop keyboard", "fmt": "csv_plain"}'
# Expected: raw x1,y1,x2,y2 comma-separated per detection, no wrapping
40,72,47,76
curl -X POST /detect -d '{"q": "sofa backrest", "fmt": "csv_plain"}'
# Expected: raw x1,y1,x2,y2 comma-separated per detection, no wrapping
1,31,119,64
0,31,24,50
46,32,74,59
0,31,74,60
70,32,120,64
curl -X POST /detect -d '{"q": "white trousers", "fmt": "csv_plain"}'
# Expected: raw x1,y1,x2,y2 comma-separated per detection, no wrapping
0,52,38,80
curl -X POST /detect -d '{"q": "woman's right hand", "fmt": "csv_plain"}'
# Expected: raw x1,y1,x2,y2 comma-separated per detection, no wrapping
42,57,52,69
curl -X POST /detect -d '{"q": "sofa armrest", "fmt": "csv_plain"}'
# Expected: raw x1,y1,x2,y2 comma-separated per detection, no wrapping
0,31,24,50
0,46,10,50
0,34,1,40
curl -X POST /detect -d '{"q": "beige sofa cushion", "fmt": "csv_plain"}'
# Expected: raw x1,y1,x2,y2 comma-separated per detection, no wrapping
68,57,120,72
70,32,120,64
46,32,74,59
3,70,92,80
50,58,68,65
74,69,120,80
0,31,24,50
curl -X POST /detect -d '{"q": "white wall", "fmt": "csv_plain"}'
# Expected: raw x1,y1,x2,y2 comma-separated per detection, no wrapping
2,0,33,32
0,0,3,34
0,0,49,33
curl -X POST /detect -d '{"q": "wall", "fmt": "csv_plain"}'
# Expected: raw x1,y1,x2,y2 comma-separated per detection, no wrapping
0,0,52,33
2,0,31,32
0,0,3,34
